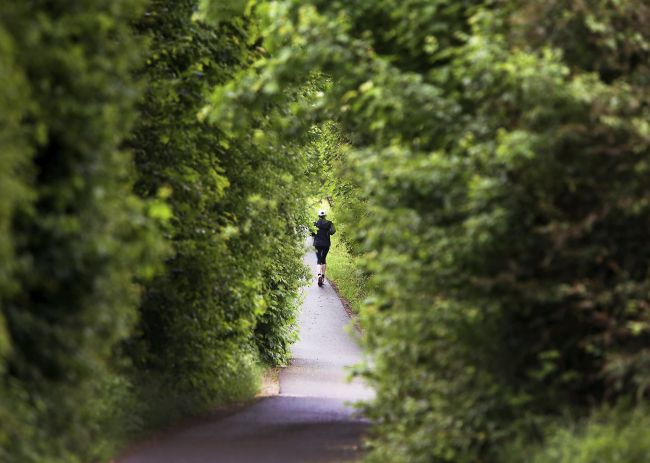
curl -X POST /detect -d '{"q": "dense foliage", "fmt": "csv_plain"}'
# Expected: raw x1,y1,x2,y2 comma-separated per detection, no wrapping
0,1,316,461
0,23,29,308
504,405,650,463
0,19,31,457
126,0,311,421
214,0,650,461
2,0,649,461
0,1,164,461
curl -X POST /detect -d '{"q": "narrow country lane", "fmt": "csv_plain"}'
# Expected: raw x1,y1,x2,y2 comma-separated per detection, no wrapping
119,246,373,463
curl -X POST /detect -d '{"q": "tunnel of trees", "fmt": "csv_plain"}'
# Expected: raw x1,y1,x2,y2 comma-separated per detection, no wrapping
1,0,650,462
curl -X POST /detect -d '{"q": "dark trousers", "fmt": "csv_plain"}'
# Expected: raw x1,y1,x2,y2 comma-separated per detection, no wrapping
315,246,330,265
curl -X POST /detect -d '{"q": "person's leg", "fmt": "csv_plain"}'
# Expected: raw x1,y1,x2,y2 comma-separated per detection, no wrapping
315,247,324,275
321,247,330,276
315,246,324,286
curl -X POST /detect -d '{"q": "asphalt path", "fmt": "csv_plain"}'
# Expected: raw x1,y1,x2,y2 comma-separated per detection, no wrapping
120,246,373,463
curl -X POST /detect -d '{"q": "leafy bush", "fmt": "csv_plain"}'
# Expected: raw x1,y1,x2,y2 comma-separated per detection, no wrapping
0,23,30,303
127,0,257,415
126,1,312,421
0,1,165,461
214,1,650,461
505,406,650,463
0,31,30,454
0,0,324,460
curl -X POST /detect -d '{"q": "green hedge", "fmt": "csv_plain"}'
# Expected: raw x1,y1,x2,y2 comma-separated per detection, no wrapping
0,1,165,461
125,1,311,426
127,0,260,419
0,1,322,460
0,20,31,458
214,1,650,461
0,23,30,304
504,407,650,463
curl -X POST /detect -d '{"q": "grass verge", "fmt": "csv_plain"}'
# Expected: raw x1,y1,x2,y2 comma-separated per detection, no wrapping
326,233,367,315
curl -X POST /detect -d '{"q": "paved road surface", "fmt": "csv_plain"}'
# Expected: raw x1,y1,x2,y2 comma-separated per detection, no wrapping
120,247,372,463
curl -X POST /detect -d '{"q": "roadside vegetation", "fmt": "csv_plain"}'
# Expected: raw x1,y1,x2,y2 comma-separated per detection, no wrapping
322,213,368,315
0,1,318,461
2,1,650,462
326,233,368,316
217,1,650,462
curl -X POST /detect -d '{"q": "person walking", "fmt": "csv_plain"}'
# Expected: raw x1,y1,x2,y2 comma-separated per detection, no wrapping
312,210,336,287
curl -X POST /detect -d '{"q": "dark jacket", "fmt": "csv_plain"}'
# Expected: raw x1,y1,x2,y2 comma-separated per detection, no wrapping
313,218,336,247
